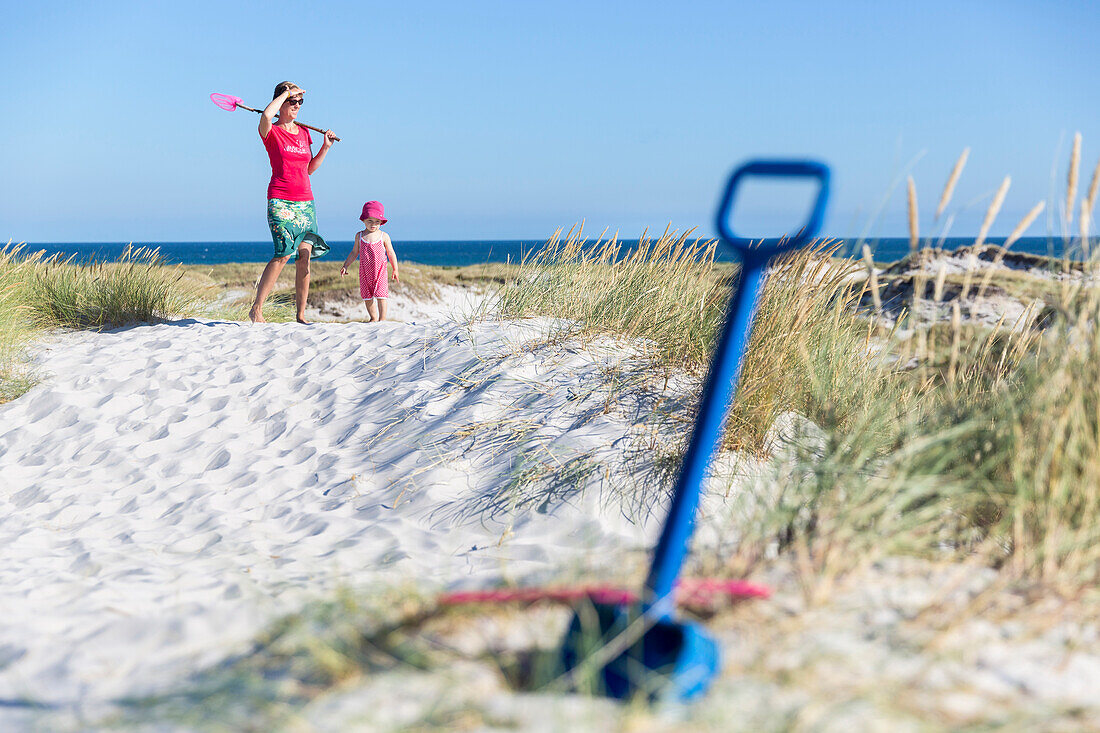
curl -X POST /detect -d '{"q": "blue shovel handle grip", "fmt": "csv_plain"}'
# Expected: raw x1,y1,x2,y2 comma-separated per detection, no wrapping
643,159,830,621
715,159,831,257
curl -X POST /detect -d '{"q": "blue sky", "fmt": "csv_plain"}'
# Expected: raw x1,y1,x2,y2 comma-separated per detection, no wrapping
3,0,1097,243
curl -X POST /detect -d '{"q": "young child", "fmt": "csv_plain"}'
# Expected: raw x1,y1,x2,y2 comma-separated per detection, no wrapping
341,201,399,321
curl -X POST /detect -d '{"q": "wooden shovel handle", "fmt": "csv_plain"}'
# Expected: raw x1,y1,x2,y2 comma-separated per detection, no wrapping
297,122,340,142
237,103,341,142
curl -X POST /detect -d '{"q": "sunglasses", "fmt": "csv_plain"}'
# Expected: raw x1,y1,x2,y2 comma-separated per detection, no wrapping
286,97,304,106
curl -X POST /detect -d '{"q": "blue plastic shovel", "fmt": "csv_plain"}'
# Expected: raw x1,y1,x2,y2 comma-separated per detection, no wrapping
559,159,831,702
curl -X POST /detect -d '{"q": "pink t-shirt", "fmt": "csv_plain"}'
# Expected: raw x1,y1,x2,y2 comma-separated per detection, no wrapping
261,125,313,201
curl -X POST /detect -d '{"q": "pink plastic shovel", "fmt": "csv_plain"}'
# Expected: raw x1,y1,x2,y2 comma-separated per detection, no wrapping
210,93,341,142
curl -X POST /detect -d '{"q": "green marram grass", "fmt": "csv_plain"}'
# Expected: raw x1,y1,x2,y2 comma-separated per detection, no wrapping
0,245,39,403
0,242,208,403
494,226,894,452
494,221,1100,592
21,245,203,329
0,244,513,403
731,280,1100,596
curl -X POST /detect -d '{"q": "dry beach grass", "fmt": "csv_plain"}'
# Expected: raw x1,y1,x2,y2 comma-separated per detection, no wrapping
488,213,1100,594
0,243,206,403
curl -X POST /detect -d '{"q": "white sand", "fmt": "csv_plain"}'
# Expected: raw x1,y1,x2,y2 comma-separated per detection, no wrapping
0,311,736,719
8,296,1099,729
308,282,490,323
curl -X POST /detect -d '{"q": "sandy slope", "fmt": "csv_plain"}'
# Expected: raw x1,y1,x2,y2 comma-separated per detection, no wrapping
0,314,731,718
5,310,1100,730
307,282,490,323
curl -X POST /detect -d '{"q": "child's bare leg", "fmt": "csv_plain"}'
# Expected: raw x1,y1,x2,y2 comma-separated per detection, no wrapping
378,298,388,321
294,246,312,323
364,298,379,322
249,256,289,322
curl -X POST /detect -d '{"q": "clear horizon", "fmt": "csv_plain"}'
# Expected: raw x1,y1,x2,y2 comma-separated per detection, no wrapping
4,1,1097,243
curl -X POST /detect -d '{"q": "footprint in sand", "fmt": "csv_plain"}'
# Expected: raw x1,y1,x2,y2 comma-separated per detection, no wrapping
262,504,291,521
10,486,47,510
207,395,230,411
264,415,288,442
293,517,328,538
288,445,317,463
168,531,221,554
204,449,232,472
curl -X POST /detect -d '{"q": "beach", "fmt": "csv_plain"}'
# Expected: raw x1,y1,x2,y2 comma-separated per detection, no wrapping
3,252,1100,730
7,0,1098,725
0,300,748,726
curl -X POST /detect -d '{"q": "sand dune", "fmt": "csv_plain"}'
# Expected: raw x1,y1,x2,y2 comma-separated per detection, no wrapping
0,314,738,717
6,310,1100,729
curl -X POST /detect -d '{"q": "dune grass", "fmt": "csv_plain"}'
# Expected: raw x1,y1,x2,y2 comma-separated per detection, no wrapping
731,285,1100,597
21,245,203,329
496,227,730,369
0,245,515,402
0,243,206,402
495,227,892,452
184,259,518,308
0,245,38,403
763,159,1099,592
494,189,1099,593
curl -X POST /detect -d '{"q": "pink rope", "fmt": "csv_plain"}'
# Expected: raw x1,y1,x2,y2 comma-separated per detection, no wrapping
438,578,770,609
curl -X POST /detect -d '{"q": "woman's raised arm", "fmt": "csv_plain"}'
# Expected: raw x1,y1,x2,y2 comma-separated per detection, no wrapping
259,86,299,139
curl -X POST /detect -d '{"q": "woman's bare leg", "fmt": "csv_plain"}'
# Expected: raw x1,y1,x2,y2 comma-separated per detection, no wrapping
295,245,312,323
377,298,388,321
365,298,379,322
249,256,290,322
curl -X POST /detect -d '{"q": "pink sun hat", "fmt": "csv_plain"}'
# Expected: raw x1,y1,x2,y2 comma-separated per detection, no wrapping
360,201,387,224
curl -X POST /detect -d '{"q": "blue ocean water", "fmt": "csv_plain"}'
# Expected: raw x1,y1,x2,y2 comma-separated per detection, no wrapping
16,236,1085,267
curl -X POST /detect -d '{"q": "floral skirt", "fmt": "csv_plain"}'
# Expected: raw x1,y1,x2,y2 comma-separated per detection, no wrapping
267,198,330,261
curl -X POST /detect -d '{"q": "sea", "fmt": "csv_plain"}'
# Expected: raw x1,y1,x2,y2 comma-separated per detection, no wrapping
14,236,1088,267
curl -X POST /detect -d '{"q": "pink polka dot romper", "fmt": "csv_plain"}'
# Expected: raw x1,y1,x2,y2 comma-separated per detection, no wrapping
359,232,389,299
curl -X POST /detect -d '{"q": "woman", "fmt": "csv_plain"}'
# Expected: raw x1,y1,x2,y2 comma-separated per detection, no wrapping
249,81,338,324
